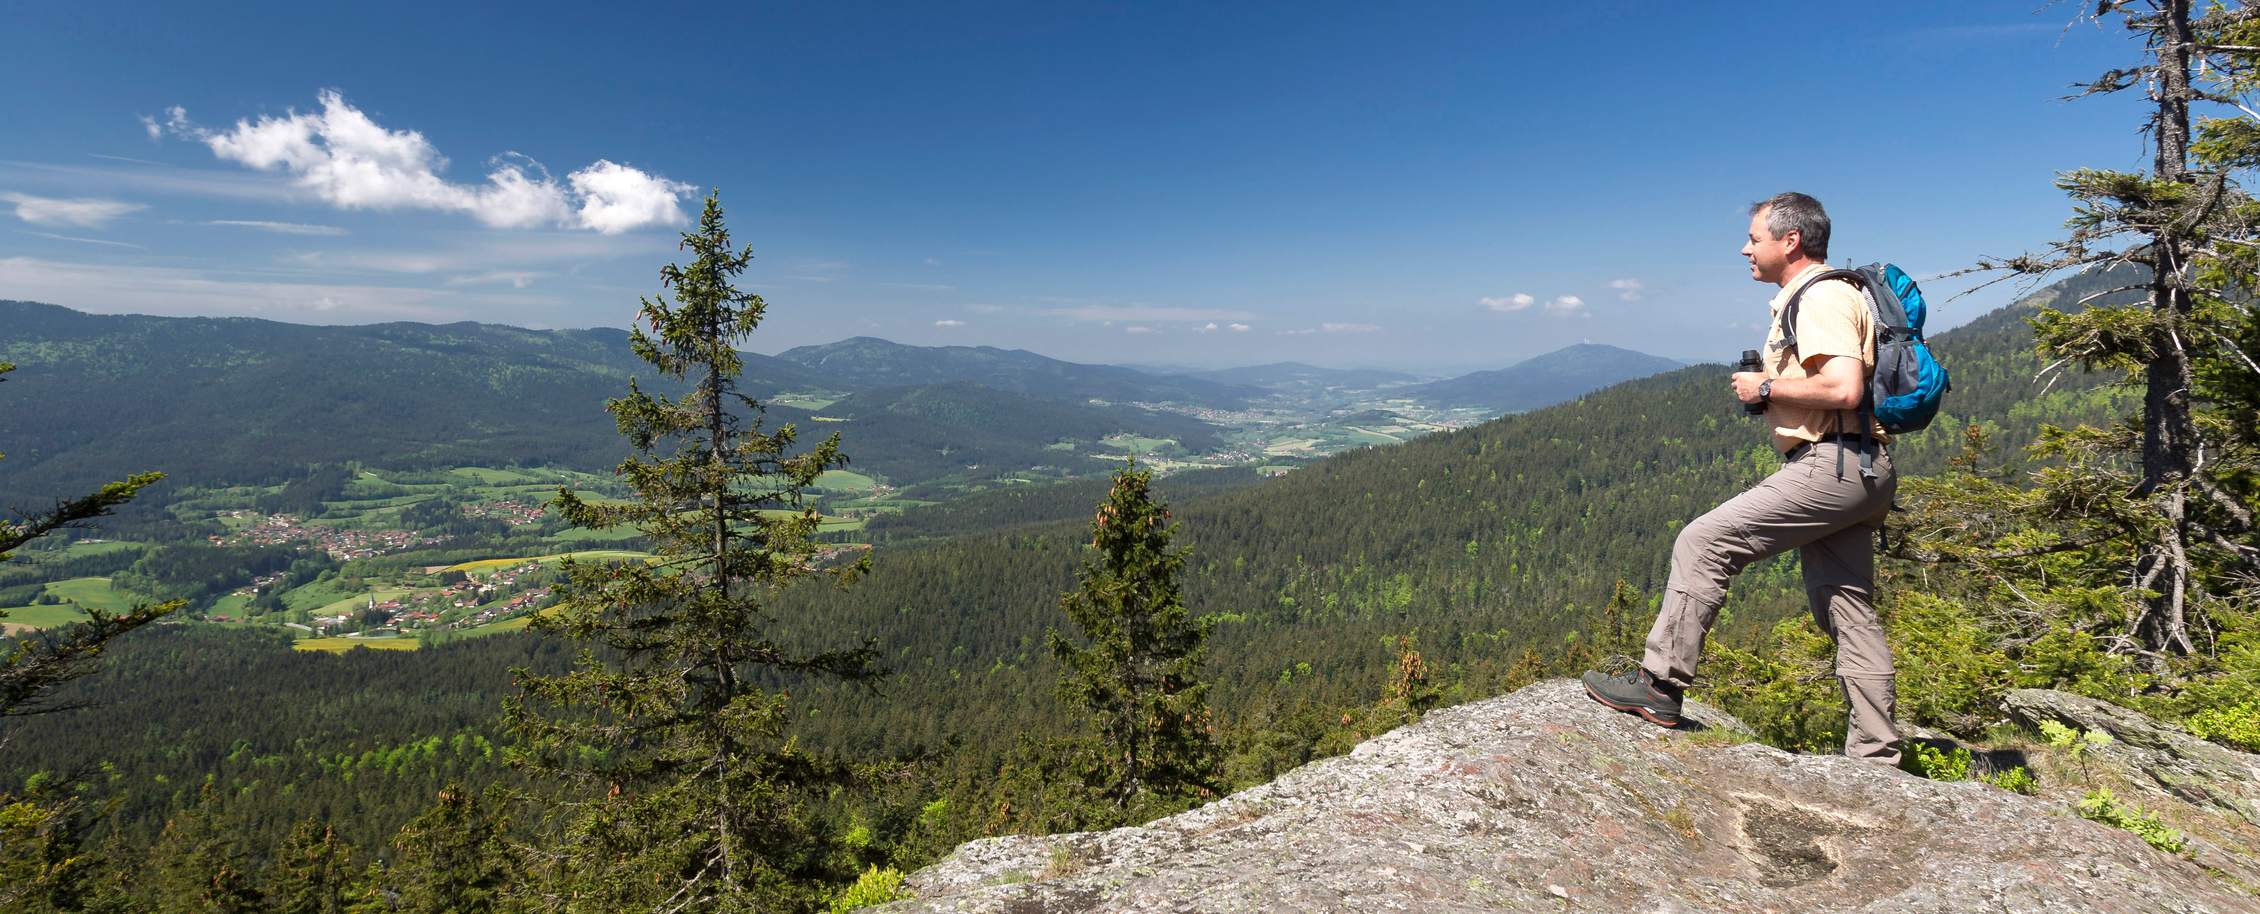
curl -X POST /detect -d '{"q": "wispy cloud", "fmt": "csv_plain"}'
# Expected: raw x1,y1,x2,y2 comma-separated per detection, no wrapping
14,230,145,249
1481,292,1535,313
1607,278,1643,301
1044,304,1255,323
882,281,956,292
286,232,664,276
1,192,146,228
0,256,452,322
1228,322,1251,332
1321,322,1380,333
207,219,348,236
1194,322,1219,333
1124,325,1157,334
445,271,538,288
153,91,694,233
934,319,966,328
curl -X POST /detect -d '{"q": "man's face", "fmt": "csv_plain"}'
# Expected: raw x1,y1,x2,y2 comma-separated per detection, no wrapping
1740,209,1798,284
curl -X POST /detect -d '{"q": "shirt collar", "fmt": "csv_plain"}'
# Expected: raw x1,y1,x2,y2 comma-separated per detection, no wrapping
1769,263,1832,312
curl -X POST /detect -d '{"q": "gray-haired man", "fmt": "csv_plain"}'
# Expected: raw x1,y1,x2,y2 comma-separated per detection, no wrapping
1582,192,1901,764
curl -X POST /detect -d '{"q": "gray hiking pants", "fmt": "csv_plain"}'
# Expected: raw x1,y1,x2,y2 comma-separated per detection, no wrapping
1642,441,1901,763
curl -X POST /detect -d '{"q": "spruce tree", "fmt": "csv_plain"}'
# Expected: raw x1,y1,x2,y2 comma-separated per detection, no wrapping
266,821,356,914
506,192,877,912
1049,464,1219,819
1941,0,2260,673
1892,0,2259,732
385,786,513,914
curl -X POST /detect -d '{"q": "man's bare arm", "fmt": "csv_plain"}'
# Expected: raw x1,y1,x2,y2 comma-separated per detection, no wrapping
1730,355,1862,410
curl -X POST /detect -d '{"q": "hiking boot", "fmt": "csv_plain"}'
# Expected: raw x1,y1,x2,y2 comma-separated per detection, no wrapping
1582,668,1683,727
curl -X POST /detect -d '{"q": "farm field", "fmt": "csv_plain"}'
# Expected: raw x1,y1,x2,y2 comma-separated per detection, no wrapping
442,550,650,575
0,603,91,630
294,635,421,653
46,577,139,613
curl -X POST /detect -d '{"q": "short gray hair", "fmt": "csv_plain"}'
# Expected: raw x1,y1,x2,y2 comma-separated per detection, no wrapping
1750,192,1830,261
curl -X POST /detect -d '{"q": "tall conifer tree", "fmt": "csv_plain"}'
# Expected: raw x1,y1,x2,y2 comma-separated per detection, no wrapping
1050,464,1219,818
1941,0,2260,665
507,193,877,912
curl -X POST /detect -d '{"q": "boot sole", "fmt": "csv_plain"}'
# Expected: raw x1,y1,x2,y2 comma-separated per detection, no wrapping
1584,682,1681,728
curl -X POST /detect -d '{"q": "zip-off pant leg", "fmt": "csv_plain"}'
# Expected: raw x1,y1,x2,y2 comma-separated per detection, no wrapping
1641,443,1898,759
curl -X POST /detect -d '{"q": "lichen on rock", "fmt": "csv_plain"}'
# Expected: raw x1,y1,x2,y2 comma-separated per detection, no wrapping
878,679,2257,913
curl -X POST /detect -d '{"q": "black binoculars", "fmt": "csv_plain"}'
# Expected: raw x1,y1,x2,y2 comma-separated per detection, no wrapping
1738,349,1766,416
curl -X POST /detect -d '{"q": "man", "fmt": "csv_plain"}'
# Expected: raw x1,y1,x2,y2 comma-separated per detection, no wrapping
1581,192,1901,763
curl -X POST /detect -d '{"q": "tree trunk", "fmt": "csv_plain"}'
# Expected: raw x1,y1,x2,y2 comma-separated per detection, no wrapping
2137,0,2201,657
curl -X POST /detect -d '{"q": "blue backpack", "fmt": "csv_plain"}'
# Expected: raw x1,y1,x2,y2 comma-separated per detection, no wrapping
1781,264,1952,468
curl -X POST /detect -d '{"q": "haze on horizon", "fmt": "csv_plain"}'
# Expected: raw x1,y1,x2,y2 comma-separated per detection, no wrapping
0,2,2146,371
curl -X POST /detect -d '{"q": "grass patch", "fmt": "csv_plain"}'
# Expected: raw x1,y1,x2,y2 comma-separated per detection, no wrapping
46,577,139,613
280,578,365,613
815,470,879,494
0,604,91,629
61,541,142,559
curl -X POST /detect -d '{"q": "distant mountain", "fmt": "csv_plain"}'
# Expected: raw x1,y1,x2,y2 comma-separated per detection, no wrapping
1178,362,1422,392
775,337,1258,408
0,303,1220,500
1405,343,1682,413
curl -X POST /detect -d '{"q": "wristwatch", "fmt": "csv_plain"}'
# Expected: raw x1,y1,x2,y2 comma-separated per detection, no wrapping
1757,379,1773,404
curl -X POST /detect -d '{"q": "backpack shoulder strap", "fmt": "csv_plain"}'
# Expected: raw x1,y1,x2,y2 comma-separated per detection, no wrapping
1777,268,1868,353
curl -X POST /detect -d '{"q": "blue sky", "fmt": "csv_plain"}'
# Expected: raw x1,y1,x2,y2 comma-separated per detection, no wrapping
0,1,2151,371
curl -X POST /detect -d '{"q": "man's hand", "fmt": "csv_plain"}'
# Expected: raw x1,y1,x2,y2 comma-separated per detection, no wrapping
1731,371,1766,405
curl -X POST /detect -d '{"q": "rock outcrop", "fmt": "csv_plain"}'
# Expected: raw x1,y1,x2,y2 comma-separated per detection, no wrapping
2004,687,2260,827
881,679,2256,913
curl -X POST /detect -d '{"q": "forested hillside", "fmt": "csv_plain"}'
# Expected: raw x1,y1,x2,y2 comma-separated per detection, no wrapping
0,269,2132,864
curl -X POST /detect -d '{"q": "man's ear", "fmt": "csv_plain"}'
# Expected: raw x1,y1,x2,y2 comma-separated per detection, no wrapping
1781,229,1801,257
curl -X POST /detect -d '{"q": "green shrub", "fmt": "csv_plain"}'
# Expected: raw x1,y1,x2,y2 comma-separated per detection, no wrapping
1900,743,1972,782
2186,700,2260,752
830,865,911,913
1983,765,2039,795
2076,788,2187,854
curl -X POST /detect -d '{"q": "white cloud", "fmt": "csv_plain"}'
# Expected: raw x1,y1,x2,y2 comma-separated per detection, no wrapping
966,303,1004,314
1228,322,1251,332
1125,325,1157,334
1608,278,1643,301
1481,292,1536,313
934,319,966,328
568,159,694,234
158,90,692,233
1194,322,1219,333
207,219,348,236
446,271,538,289
1322,322,1380,333
1,192,146,228
1280,328,1318,336
1044,304,1255,323
1546,295,1587,316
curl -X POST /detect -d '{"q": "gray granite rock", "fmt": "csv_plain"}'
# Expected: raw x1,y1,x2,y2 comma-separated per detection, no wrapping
880,679,2255,913
2004,687,2260,828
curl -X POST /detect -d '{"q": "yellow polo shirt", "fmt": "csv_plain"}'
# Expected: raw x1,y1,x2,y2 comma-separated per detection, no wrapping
1764,263,1890,454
